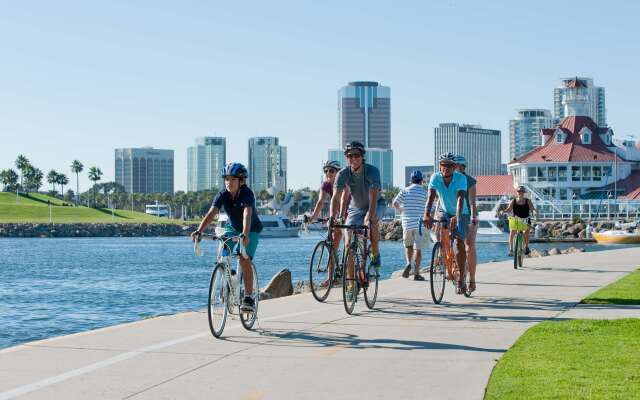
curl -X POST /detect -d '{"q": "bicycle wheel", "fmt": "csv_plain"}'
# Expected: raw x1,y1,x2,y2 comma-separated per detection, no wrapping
309,241,335,302
342,244,358,315
429,242,446,304
514,233,522,269
239,262,259,330
363,242,378,310
208,263,229,338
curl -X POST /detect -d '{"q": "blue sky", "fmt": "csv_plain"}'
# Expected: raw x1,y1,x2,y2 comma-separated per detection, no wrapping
1,0,638,192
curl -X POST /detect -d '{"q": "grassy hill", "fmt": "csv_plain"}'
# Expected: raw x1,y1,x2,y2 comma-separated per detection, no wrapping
0,193,178,224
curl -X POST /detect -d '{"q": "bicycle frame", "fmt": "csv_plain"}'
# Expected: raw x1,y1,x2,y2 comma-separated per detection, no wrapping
333,223,369,283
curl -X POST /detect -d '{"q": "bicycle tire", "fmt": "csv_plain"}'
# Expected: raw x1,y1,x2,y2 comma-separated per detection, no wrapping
430,242,446,304
309,241,334,302
514,233,522,269
342,243,358,315
239,262,259,330
208,263,228,338
363,242,378,309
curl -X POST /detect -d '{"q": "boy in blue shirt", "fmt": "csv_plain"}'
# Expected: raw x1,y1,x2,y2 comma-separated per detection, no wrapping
192,163,262,311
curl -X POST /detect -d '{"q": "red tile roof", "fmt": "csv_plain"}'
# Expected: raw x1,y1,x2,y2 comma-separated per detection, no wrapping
609,170,640,200
474,175,515,197
510,116,624,164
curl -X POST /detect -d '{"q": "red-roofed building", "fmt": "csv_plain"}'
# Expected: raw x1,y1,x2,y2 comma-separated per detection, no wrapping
474,175,515,202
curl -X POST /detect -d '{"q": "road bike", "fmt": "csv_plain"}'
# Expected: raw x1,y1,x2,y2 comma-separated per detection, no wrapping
194,232,259,338
509,216,531,269
306,217,344,302
428,220,470,304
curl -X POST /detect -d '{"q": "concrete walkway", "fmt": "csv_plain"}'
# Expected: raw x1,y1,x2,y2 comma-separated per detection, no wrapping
1,247,639,400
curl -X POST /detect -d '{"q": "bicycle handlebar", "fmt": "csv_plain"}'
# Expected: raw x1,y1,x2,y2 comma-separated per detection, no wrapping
193,233,248,259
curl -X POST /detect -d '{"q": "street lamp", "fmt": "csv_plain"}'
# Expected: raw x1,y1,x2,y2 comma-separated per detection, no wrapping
571,192,577,220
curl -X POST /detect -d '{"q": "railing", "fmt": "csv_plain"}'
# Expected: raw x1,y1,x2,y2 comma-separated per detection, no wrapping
535,199,640,221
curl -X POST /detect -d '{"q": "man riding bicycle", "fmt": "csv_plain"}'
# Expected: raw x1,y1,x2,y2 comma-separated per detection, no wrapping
423,152,469,294
330,141,385,277
191,162,263,311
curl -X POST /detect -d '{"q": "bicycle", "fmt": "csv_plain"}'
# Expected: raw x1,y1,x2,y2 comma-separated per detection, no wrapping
194,231,259,338
428,219,470,304
306,217,344,302
508,216,531,269
333,222,378,314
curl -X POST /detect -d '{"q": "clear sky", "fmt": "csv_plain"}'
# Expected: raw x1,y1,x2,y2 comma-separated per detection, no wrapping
1,0,638,193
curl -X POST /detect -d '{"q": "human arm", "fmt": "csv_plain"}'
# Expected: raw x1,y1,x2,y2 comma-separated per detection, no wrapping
365,187,381,224
192,206,220,242
500,199,514,215
241,206,253,246
392,191,404,213
422,188,437,228
469,185,478,224
451,190,466,228
527,199,537,215
309,189,329,221
330,188,343,222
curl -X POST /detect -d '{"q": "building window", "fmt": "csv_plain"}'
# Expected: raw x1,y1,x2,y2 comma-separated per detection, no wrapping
560,189,567,200
572,166,581,181
603,166,612,177
547,166,557,181
556,132,565,144
581,132,591,144
593,166,602,181
537,167,546,182
558,166,567,182
527,167,537,182
582,166,592,181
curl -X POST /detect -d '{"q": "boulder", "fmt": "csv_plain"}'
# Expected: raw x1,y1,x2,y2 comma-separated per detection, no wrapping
293,280,311,295
561,246,585,254
528,249,544,258
262,268,293,299
548,247,560,256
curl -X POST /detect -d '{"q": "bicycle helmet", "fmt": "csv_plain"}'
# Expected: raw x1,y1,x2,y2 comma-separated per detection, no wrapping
438,152,457,164
454,155,467,166
323,160,340,171
222,162,248,179
344,141,366,156
410,170,424,183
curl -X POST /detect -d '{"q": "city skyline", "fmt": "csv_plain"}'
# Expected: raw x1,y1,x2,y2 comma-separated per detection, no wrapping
2,2,639,192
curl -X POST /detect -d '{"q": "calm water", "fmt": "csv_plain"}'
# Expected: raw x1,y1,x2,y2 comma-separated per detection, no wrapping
0,235,630,349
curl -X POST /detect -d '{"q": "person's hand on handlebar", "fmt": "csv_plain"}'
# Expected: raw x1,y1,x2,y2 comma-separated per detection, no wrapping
240,233,250,247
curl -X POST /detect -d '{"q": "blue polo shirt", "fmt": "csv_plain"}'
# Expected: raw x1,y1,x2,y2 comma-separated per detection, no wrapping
212,186,263,233
428,171,469,216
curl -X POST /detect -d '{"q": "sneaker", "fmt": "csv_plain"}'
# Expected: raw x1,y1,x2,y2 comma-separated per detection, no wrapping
508,251,513,257
402,264,411,278
370,253,381,276
413,274,425,281
241,296,255,312
525,247,531,255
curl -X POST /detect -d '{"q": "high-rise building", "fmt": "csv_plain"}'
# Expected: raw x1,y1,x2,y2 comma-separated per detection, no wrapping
187,137,226,192
328,148,394,190
115,147,174,193
404,165,434,186
509,109,555,160
333,81,393,188
248,137,287,193
554,77,606,127
338,81,391,149
434,123,501,176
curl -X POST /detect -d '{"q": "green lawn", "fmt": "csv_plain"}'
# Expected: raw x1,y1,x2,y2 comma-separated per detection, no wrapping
582,268,640,305
485,319,640,400
0,193,178,224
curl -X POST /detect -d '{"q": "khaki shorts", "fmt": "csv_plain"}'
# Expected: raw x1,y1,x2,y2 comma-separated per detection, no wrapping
403,228,429,249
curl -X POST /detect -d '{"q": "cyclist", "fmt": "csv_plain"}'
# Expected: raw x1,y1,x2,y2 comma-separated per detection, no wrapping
501,185,537,257
330,141,385,279
455,155,478,293
307,160,349,286
392,170,428,281
191,162,263,311
422,152,469,294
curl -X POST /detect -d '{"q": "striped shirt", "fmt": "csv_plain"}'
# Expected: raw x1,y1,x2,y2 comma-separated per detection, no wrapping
393,184,428,230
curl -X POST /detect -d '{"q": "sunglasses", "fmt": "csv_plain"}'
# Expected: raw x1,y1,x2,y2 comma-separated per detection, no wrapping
346,152,362,159
323,168,337,174
440,163,455,168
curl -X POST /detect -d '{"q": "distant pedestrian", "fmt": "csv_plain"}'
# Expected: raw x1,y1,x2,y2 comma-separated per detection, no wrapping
393,170,429,280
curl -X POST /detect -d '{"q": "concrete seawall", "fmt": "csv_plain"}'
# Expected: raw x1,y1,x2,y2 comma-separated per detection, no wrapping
0,223,199,238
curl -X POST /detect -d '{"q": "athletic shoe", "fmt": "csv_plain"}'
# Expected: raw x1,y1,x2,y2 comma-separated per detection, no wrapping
370,253,381,276
413,274,425,281
241,296,255,312
402,264,411,278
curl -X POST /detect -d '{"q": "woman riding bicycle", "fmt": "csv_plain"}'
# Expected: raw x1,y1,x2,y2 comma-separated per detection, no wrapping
191,162,263,312
501,185,537,257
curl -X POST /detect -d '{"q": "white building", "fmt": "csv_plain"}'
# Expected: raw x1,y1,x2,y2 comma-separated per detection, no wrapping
554,77,606,127
509,109,555,160
187,137,226,192
434,123,501,176
248,137,287,194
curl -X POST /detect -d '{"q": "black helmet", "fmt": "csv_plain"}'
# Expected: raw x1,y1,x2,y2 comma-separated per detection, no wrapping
344,141,366,155
222,162,248,179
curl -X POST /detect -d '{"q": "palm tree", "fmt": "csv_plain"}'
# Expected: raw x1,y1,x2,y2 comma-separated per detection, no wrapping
0,169,19,192
23,166,43,193
15,154,30,193
47,170,59,194
57,173,69,198
70,160,84,206
87,166,103,207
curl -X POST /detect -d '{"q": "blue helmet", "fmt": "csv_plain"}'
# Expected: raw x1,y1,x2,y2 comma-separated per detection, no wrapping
410,170,424,183
222,162,248,179
455,155,467,166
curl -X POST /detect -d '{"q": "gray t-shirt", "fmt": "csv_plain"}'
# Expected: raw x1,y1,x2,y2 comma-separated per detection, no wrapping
334,164,383,210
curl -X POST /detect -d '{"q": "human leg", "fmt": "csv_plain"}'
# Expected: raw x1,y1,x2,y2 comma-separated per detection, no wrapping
508,230,515,255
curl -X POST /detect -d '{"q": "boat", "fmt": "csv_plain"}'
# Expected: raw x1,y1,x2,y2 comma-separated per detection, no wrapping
592,230,640,244
217,213,299,238
476,211,509,243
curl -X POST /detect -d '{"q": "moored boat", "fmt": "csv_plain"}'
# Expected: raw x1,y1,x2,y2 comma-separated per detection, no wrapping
592,230,640,244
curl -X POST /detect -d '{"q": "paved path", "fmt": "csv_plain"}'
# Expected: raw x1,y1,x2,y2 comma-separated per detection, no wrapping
1,247,639,400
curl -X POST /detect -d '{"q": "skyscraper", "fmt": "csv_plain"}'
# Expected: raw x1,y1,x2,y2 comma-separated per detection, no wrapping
187,137,226,192
509,109,555,160
434,123,501,176
248,137,287,193
554,77,606,127
115,147,174,193
333,81,393,188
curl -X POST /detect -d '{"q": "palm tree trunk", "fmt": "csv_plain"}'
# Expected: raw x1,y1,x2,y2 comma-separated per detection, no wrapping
75,173,79,206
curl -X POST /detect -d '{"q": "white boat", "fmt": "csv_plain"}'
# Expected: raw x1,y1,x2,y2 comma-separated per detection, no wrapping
476,211,509,243
217,214,299,238
592,229,640,244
